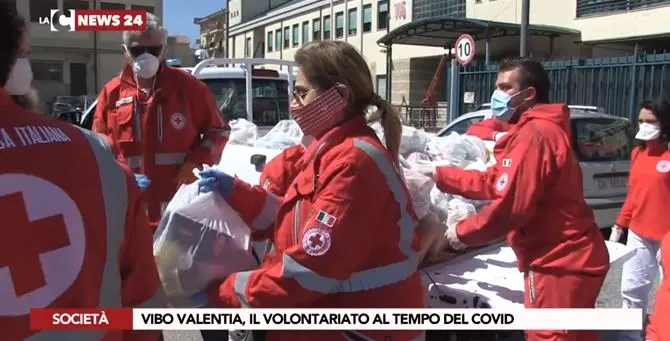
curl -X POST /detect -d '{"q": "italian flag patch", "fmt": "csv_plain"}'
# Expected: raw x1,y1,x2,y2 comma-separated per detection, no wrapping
316,210,337,227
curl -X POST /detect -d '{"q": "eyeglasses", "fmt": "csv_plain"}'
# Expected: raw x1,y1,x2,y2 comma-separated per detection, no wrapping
126,45,163,58
292,87,317,102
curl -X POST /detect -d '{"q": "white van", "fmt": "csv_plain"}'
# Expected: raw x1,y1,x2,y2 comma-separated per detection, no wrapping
79,58,297,130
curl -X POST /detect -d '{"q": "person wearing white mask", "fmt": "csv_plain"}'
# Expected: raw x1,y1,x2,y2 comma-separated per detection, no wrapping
91,13,230,229
4,14,40,112
610,100,670,341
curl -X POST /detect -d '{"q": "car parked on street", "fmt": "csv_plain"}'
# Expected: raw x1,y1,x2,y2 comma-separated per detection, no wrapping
437,105,634,229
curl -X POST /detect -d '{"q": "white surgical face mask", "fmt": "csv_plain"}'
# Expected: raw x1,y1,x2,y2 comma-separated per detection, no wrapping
5,58,33,95
131,53,160,79
635,122,661,141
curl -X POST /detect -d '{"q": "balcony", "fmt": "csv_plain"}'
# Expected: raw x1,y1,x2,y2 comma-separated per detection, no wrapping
576,0,670,17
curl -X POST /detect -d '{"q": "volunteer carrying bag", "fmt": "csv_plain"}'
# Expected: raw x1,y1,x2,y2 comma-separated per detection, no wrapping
153,182,257,308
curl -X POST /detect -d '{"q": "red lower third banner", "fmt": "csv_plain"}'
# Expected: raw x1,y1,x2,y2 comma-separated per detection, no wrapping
30,308,133,330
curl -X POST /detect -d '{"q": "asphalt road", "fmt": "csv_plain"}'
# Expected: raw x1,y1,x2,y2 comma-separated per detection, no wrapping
162,261,660,341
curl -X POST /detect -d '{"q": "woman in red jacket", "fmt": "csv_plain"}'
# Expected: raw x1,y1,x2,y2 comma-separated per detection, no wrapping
610,100,670,341
197,41,426,341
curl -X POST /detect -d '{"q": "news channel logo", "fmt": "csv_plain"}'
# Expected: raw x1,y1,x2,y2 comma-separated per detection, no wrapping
49,9,75,32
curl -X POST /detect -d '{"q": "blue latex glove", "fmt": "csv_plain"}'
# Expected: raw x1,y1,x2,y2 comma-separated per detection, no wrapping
190,290,209,308
197,169,234,198
134,173,151,191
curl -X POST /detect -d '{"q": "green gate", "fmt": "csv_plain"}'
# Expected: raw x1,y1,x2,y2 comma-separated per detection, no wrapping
455,52,670,119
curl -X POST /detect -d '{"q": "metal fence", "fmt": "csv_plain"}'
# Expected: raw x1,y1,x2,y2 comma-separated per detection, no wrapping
455,52,670,120
394,104,448,131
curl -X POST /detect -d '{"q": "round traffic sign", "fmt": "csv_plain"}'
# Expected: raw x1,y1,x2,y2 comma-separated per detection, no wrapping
455,34,476,65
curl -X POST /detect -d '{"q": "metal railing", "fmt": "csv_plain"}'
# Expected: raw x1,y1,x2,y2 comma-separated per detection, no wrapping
393,104,449,131
576,0,670,17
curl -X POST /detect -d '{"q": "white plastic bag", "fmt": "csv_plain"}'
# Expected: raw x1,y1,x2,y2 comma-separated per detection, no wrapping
254,119,303,150
400,125,429,157
402,167,434,220
153,183,257,308
228,119,258,146
445,197,477,231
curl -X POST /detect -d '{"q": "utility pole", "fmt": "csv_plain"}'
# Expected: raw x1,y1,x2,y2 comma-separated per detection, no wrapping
225,0,230,58
520,0,530,57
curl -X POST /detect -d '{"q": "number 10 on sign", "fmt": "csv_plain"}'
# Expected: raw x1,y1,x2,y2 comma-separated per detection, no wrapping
455,34,476,66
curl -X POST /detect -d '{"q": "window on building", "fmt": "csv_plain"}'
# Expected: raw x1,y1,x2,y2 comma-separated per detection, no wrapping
63,0,89,10
335,12,344,38
267,31,273,52
292,24,299,47
283,27,290,48
377,0,388,30
302,21,309,44
376,75,387,100
312,18,321,41
275,29,282,50
30,0,57,22
245,37,252,57
31,60,63,81
100,2,126,10
130,5,155,14
363,4,372,32
348,8,357,36
323,16,331,40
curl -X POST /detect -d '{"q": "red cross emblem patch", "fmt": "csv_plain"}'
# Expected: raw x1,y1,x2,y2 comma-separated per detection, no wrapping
495,172,509,192
0,174,85,316
170,112,186,130
656,160,670,173
301,227,332,256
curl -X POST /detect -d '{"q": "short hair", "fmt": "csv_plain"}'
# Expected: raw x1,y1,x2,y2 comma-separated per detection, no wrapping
498,57,550,103
0,2,24,85
638,99,670,146
122,12,167,45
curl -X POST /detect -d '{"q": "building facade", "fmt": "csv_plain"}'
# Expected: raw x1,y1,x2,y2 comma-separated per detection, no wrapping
194,8,227,59
223,0,670,105
166,35,196,67
9,0,163,104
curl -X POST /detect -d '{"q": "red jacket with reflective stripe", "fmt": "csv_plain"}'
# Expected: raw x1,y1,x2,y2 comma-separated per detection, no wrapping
616,144,670,240
0,90,163,341
455,104,610,275
92,64,230,227
208,117,425,341
647,231,670,341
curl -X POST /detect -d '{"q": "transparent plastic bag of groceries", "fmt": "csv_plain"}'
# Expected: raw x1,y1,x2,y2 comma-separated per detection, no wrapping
426,132,489,167
228,118,258,146
153,182,257,308
254,119,304,150
401,166,434,220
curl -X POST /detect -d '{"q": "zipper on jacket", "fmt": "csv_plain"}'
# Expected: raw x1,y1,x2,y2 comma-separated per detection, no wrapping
157,105,163,144
133,100,142,142
293,200,301,245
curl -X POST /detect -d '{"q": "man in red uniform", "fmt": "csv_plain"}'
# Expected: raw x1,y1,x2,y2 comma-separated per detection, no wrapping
0,6,164,340
438,58,609,341
93,13,230,228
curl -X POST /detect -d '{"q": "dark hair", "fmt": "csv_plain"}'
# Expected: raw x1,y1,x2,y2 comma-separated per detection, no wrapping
637,99,670,148
294,40,403,164
0,1,24,86
498,57,550,103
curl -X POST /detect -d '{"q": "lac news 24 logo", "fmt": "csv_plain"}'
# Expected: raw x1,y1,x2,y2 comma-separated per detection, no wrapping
39,9,147,32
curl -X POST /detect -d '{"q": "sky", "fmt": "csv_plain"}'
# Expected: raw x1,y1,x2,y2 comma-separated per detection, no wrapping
163,0,226,47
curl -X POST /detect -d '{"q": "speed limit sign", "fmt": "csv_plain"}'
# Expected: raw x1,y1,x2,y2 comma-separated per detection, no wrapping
455,34,476,65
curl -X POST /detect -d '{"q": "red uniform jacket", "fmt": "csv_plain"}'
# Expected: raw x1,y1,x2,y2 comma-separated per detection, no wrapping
465,117,510,141
616,143,670,241
92,64,230,227
455,104,609,275
208,117,426,341
0,89,164,341
647,231,670,341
